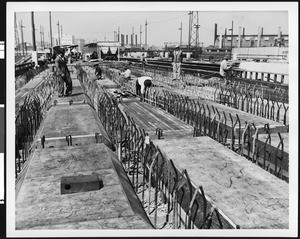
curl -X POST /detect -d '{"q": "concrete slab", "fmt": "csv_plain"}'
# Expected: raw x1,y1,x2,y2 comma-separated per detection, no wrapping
54,79,87,104
40,104,101,138
153,136,289,229
16,144,152,230
37,102,114,151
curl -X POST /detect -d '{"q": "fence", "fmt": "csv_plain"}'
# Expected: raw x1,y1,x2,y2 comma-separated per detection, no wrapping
15,73,58,178
78,65,238,229
86,63,289,182
216,87,289,126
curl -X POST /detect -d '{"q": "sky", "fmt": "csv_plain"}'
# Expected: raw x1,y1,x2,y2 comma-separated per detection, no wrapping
11,2,290,47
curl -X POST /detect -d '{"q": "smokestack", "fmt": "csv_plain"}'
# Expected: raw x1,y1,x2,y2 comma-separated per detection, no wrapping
214,23,217,47
219,27,223,48
238,27,241,48
257,27,261,47
121,34,124,46
278,27,281,37
224,28,227,48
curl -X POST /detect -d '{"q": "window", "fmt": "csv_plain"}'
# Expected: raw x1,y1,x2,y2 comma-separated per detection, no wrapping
264,37,269,40
227,37,232,41
245,37,251,41
254,37,258,40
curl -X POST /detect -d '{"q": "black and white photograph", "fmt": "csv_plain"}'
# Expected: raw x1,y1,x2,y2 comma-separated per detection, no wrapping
4,1,298,238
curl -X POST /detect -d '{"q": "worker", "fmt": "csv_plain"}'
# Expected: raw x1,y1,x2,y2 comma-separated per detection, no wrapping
219,55,232,85
122,67,131,82
172,45,183,80
95,63,102,79
141,53,147,68
55,49,72,97
136,76,152,98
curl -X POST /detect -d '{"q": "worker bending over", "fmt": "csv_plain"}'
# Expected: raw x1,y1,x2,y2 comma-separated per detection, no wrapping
136,76,153,98
95,63,102,79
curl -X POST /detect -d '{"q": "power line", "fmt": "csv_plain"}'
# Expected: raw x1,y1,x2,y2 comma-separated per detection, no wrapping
149,13,187,24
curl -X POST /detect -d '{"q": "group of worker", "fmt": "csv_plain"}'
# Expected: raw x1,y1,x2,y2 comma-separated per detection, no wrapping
171,44,232,84
55,45,232,98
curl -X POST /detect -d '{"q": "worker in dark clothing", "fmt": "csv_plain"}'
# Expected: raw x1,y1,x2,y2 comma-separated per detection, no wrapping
136,76,152,98
55,50,72,97
141,53,147,68
95,64,102,79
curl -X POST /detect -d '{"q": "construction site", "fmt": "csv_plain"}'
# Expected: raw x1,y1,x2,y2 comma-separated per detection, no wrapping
8,6,296,237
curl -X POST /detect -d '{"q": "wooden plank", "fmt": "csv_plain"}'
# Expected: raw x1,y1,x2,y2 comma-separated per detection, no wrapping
96,78,120,89
153,136,288,229
119,101,194,138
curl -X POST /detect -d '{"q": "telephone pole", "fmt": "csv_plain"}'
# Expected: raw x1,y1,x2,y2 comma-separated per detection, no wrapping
49,12,53,48
57,21,60,45
19,20,25,56
178,22,182,46
229,21,233,59
14,13,20,55
145,20,148,46
31,12,37,51
40,25,43,50
140,25,142,48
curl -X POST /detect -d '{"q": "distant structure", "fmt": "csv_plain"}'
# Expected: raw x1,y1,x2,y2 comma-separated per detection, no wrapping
74,38,85,52
188,11,200,51
201,25,289,61
60,34,75,45
214,26,289,48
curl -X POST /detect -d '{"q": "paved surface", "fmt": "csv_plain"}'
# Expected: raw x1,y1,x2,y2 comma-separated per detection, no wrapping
153,136,289,229
16,144,152,229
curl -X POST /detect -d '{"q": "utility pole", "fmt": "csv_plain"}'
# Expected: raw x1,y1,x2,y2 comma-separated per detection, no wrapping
14,13,20,55
229,21,233,59
40,25,43,50
24,42,27,55
57,21,60,45
194,23,200,49
31,12,37,51
31,12,38,66
118,26,120,42
19,20,25,56
140,25,142,48
43,27,45,49
188,11,192,51
49,12,53,48
145,20,148,46
61,25,63,38
178,22,182,46
188,11,200,56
